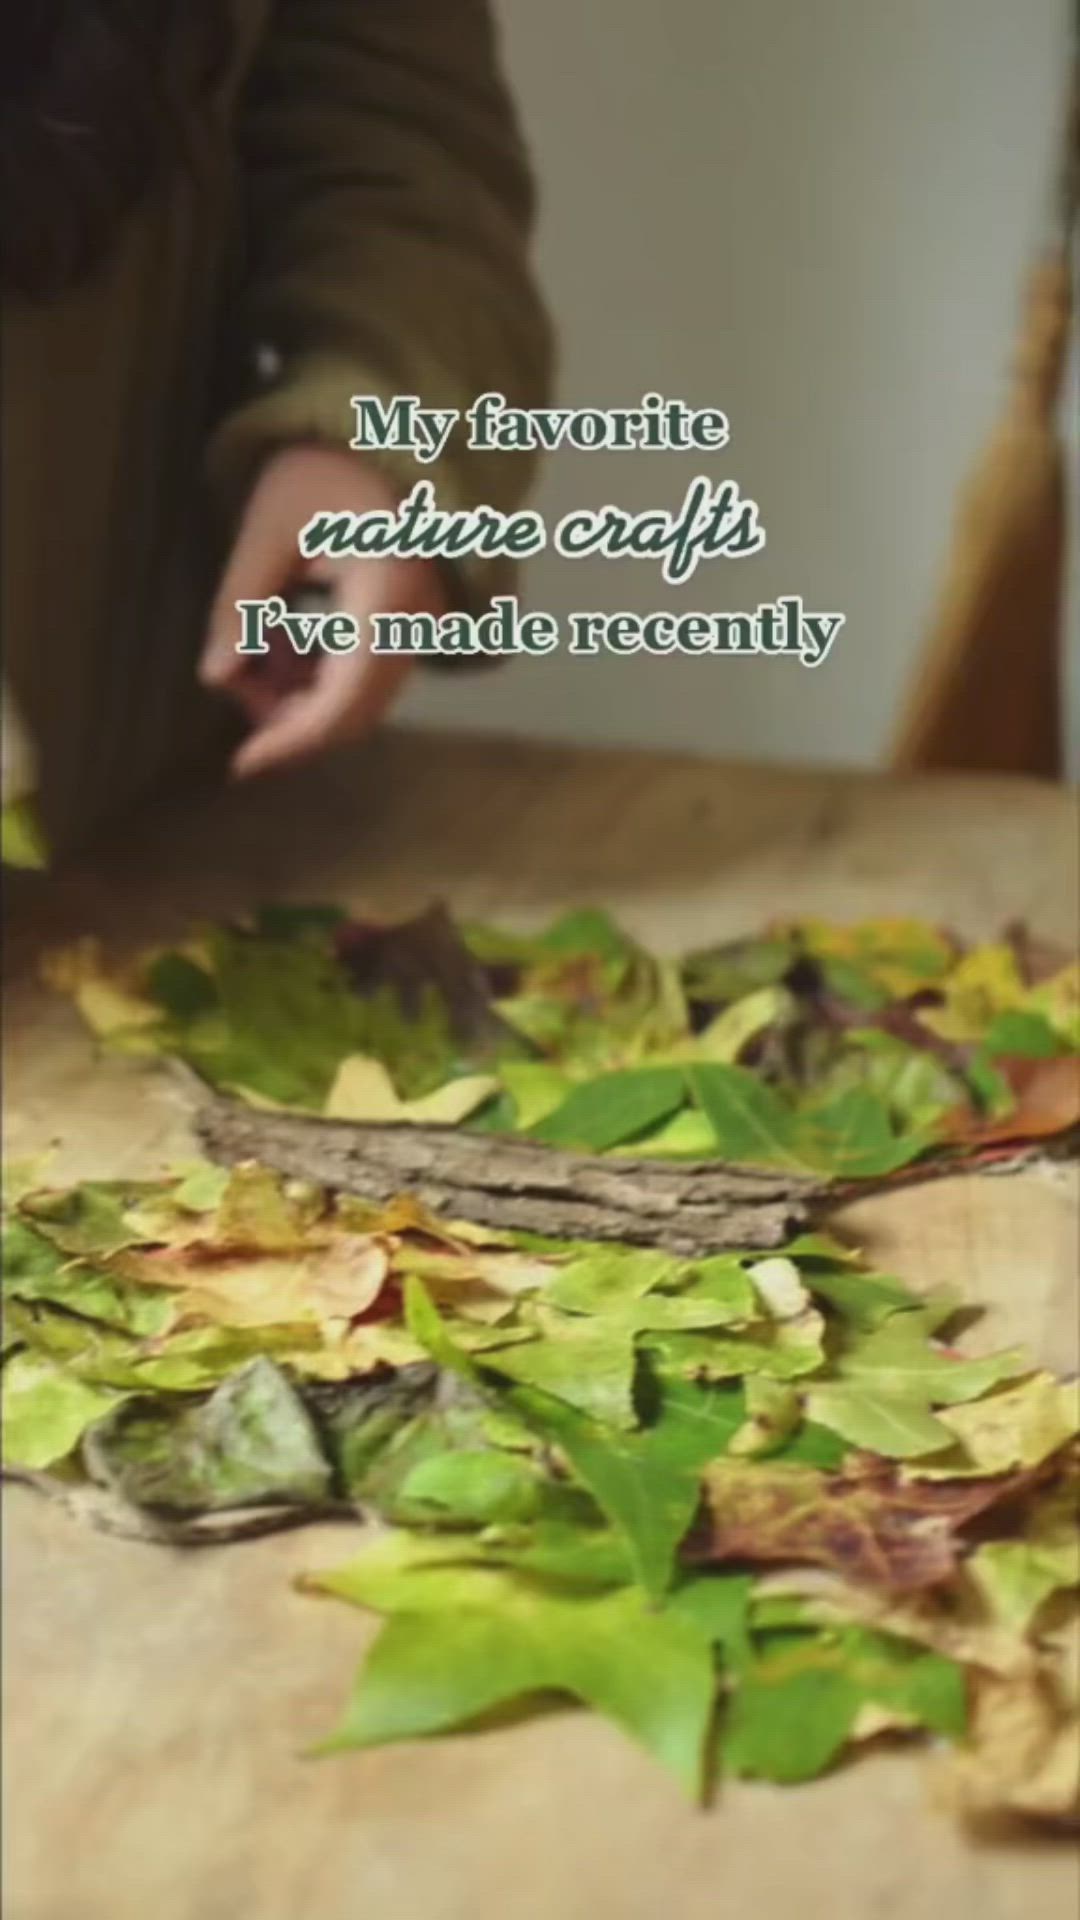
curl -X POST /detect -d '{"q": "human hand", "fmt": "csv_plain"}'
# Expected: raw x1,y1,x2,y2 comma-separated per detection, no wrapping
200,445,444,778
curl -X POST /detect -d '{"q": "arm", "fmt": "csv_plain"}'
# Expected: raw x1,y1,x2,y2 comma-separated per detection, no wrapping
203,0,553,772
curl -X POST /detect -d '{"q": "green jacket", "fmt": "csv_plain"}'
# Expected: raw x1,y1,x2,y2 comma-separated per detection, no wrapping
2,0,550,852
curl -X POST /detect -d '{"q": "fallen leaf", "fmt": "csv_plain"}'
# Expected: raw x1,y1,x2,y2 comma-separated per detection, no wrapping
805,1385,956,1460
904,1373,1080,1477
729,1377,801,1458
722,1625,965,1784
83,1358,333,1514
2,1350,126,1469
836,1315,1027,1408
689,1457,1032,1592
311,1550,716,1797
530,1067,687,1151
936,1669,1080,1825
325,1056,497,1126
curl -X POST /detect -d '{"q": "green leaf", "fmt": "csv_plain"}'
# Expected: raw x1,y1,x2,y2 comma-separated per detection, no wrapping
82,1359,333,1513
316,1556,716,1797
2,1350,125,1469
494,1062,572,1130
804,1385,956,1460
799,1088,930,1178
687,1065,808,1170
904,1372,1080,1477
530,1069,687,1151
1,798,48,870
722,1626,966,1783
801,1263,925,1330
729,1377,801,1458
836,1318,1028,1408
968,1481,1079,1629
375,1448,544,1529
983,1009,1067,1061
1,1217,172,1338
479,1310,639,1429
546,1247,682,1314
508,1374,748,1597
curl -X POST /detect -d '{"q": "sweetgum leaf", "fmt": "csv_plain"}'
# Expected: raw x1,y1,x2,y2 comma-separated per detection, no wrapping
804,1386,956,1460
506,1374,750,1598
315,1557,716,1797
477,1309,639,1428
835,1317,1027,1407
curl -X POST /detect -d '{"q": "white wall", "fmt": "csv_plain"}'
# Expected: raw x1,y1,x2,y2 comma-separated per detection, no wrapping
406,0,1070,768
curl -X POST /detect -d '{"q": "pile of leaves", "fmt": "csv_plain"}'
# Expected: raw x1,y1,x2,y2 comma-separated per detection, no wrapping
5,1157,1078,1822
48,906,1079,1180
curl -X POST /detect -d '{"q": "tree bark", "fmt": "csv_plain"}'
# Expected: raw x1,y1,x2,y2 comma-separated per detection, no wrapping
196,1097,824,1254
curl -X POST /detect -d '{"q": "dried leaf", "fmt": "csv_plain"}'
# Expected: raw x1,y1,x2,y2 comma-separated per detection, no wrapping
690,1457,1031,1592
325,1056,497,1126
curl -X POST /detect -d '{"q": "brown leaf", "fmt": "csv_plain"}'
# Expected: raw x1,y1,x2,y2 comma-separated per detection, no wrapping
935,1670,1080,1826
948,1056,1080,1148
686,1456,1031,1593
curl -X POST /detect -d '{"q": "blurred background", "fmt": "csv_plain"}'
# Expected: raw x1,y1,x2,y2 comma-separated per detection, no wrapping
408,0,1074,770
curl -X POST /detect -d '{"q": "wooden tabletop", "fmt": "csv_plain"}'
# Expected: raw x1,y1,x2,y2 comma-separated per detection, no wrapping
4,729,1079,1920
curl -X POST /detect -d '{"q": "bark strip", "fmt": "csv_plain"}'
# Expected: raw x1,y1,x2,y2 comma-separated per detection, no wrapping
196,1098,825,1253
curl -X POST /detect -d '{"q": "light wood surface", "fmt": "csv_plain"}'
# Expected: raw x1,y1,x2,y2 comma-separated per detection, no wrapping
3,728,1079,1920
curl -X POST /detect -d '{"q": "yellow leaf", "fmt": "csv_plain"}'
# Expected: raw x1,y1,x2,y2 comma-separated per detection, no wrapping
935,1669,1080,1825
695,986,793,1064
325,1056,496,1126
905,1374,1080,1478
1028,964,1080,1048
918,944,1027,1044
42,939,160,1041
797,918,955,999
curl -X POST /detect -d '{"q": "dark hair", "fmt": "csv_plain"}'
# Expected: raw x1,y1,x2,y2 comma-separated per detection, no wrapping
0,1,231,298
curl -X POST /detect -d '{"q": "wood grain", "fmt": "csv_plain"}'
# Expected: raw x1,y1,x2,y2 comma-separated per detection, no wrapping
3,727,1078,1920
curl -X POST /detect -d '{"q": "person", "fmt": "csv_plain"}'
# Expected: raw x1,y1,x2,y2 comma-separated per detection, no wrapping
0,0,551,854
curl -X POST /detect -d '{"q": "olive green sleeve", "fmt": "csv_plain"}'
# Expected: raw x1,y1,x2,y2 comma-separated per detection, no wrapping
209,0,553,614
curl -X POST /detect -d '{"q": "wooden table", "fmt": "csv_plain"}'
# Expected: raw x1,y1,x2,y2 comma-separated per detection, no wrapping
4,729,1078,1920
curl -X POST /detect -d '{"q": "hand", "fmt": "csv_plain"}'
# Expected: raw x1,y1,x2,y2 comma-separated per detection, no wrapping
200,445,445,778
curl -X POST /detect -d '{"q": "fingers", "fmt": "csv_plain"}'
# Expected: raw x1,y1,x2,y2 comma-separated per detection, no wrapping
230,649,414,779
200,483,294,693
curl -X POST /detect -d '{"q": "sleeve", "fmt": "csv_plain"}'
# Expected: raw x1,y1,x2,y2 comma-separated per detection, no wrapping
208,0,554,616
